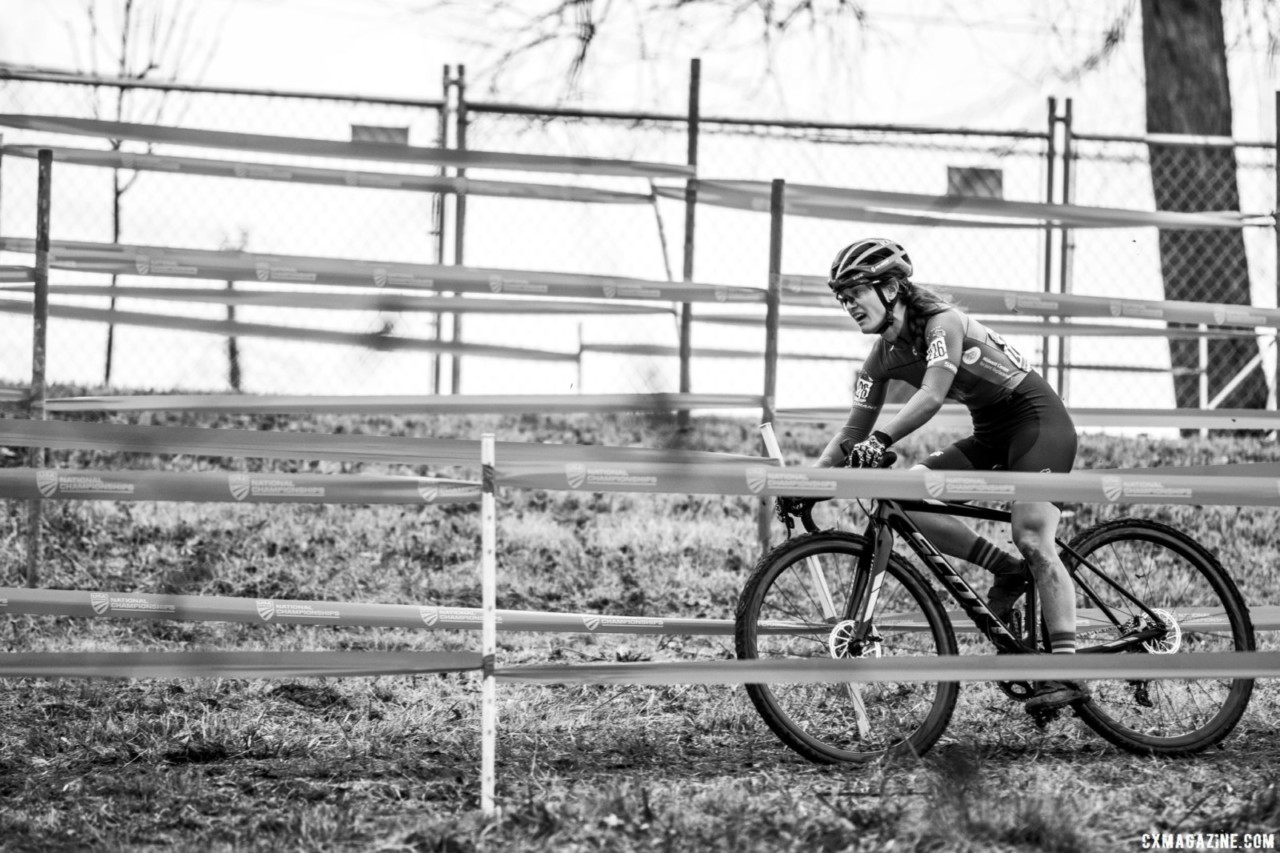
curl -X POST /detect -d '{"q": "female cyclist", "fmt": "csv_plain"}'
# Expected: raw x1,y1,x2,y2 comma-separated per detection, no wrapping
813,237,1085,712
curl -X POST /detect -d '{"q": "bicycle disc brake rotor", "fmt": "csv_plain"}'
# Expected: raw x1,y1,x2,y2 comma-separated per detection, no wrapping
1141,608,1182,654
828,619,880,659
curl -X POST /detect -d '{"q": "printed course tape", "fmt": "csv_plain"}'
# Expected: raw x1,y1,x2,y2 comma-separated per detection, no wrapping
42,392,764,415
0,650,483,680
3,587,1273,634
0,586,736,634
0,284,672,315
697,311,1263,339
0,298,578,362
0,468,481,505
0,236,759,304
496,650,1280,686
0,114,696,179
654,180,1273,230
4,420,1280,505
0,418,764,469
3,144,653,204
780,275,1280,330
776,404,1280,432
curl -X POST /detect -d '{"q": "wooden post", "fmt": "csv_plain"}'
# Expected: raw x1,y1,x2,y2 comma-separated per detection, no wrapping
27,149,53,587
677,58,701,431
757,179,784,554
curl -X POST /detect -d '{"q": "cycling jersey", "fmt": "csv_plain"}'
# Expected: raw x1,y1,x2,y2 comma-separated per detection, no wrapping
827,307,1077,475
851,309,1031,416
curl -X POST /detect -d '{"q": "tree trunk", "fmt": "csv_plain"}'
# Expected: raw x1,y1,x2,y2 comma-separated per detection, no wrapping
1140,0,1267,416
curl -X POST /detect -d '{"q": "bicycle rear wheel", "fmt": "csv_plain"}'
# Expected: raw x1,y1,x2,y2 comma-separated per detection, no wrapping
735,530,958,764
1064,518,1255,756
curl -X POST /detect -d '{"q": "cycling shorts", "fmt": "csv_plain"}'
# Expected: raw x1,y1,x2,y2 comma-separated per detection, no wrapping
921,372,1077,475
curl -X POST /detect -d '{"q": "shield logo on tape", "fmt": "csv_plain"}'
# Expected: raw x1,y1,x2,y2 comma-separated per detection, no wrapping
417,483,439,503
419,607,439,627
256,600,275,621
488,276,504,294
36,469,58,498
229,474,252,502
134,255,151,275
373,268,388,287
254,262,271,282
1213,309,1227,325
1109,302,1123,318
603,282,618,299
745,466,768,495
1003,294,1018,311
89,592,110,616
1102,476,1124,502
714,287,729,302
925,471,947,499
565,464,587,489
582,614,601,631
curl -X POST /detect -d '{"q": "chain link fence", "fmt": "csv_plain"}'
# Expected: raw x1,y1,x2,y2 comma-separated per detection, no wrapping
1,70,1274,415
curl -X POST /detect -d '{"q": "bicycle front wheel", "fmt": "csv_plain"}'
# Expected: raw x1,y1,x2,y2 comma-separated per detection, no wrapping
1065,518,1255,756
735,530,959,764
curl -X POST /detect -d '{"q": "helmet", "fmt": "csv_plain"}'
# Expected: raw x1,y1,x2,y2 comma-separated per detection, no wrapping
828,238,913,292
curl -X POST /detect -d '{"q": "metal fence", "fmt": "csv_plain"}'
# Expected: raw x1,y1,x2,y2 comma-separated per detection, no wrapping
0,65,1275,415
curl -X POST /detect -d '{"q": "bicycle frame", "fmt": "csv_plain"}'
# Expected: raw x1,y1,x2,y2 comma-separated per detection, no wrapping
839,497,1173,657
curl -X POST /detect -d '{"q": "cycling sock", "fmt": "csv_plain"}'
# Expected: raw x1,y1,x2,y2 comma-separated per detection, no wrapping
1050,631,1076,654
966,536,1023,576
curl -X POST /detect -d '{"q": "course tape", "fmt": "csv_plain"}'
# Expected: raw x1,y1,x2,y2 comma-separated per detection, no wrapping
0,114,696,179
42,392,764,415
697,311,1263,339
5,420,1280,505
4,587,1273,634
496,650,1280,686
3,144,653,204
0,236,757,304
654,180,1273,230
0,265,33,282
780,277,1280,330
2,649,1276,683
0,387,29,403
0,418,764,468
777,404,1280,432
0,468,481,505
0,587,733,633
0,650,482,680
0,298,577,362
578,342,852,361
0,284,672,316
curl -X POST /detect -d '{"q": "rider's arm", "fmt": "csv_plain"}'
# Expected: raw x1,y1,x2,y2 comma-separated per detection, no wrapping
816,348,888,467
876,314,961,443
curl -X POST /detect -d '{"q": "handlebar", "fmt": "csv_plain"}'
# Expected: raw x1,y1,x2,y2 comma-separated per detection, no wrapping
775,450,898,534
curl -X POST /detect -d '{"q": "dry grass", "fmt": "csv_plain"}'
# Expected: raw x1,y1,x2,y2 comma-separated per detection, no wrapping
2,409,1279,851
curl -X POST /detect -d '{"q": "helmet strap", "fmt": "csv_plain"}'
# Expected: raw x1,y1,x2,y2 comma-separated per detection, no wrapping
871,282,899,335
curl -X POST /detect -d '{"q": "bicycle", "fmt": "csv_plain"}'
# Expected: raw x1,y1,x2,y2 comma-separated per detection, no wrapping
734,426,1256,764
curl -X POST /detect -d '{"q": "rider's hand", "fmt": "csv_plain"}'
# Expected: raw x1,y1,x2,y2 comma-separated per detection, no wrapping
845,431,893,468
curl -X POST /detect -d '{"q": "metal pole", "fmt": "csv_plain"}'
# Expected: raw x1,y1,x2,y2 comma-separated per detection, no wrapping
677,58,701,431
432,65,451,396
451,65,468,395
1056,98,1075,400
1041,97,1057,379
1274,90,1279,412
758,178,784,554
27,149,53,587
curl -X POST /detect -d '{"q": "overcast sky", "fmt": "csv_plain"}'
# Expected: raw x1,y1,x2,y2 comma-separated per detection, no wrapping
1,0,1275,138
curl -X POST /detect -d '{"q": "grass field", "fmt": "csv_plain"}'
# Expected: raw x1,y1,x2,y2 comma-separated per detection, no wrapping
2,409,1279,851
